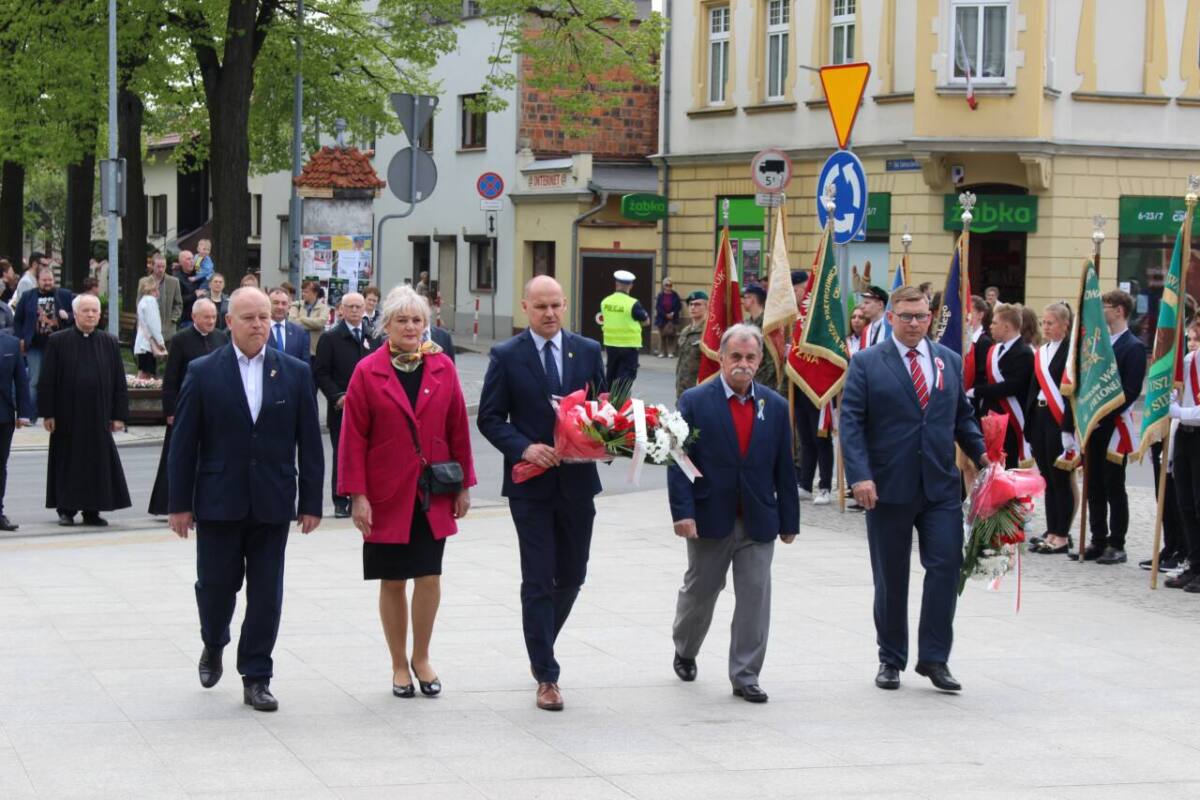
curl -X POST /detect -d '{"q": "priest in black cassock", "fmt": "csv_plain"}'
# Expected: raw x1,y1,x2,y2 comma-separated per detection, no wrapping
148,298,227,515
38,294,131,526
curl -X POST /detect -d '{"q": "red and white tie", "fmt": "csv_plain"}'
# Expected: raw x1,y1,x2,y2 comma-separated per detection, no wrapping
907,348,929,411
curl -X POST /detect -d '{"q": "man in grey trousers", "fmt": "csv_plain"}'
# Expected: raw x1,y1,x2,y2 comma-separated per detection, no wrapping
666,324,800,703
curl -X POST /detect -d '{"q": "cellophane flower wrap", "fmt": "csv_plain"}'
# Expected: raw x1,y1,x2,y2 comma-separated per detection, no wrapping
959,412,1046,597
511,382,702,485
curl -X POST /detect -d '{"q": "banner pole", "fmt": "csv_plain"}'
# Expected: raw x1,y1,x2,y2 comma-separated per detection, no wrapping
837,390,846,513
1152,178,1198,588
1077,218,1105,562
1077,463,1088,558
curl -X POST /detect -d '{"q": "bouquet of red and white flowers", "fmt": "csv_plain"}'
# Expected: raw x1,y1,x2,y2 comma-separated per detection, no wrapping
959,412,1046,598
512,382,701,485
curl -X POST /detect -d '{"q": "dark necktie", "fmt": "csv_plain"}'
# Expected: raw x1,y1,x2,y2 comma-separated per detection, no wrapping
352,327,362,345
273,323,284,350
543,341,562,395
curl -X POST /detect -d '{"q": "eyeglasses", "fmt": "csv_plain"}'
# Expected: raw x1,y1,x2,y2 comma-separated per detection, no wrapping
895,313,931,323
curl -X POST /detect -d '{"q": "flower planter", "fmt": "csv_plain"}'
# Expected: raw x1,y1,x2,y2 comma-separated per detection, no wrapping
126,376,166,425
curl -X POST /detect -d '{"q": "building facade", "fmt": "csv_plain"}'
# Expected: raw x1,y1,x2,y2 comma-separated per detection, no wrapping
659,0,1200,342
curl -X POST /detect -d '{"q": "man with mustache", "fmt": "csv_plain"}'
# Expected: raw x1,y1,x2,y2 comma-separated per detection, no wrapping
667,324,799,703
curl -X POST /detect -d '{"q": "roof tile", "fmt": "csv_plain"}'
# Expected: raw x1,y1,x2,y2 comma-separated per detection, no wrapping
293,146,386,190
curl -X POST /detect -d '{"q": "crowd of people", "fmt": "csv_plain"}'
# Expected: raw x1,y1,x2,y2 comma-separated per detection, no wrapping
2,244,1195,718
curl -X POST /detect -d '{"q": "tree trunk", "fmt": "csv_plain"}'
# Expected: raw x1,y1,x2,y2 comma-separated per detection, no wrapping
63,150,96,290
0,160,24,261
118,85,147,313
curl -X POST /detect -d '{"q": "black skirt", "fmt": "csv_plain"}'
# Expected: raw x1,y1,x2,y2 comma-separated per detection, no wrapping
363,503,445,580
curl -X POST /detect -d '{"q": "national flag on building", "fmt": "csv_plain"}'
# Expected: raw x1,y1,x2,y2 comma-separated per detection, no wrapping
698,225,743,384
762,206,799,379
956,26,978,110
786,223,847,406
1137,217,1193,458
1062,259,1126,455
937,234,973,386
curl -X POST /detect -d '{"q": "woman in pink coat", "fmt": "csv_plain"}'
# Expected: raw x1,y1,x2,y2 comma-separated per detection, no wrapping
338,285,476,698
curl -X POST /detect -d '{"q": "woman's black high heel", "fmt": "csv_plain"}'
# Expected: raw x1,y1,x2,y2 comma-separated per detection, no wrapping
393,669,415,698
411,660,441,697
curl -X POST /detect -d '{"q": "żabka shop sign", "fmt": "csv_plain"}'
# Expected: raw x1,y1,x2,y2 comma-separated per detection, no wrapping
943,194,1038,233
620,193,668,222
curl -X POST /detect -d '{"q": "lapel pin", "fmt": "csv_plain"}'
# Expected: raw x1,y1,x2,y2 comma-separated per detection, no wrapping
270,368,277,378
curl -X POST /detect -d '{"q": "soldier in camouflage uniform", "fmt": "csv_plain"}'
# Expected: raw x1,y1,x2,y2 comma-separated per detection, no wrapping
741,284,778,390
674,291,709,399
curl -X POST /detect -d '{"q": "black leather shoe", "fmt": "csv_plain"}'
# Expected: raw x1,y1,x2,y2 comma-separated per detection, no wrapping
1165,569,1198,589
673,654,697,682
198,646,223,688
915,661,961,692
0,515,17,531
243,683,278,711
875,663,900,690
334,502,350,519
57,512,75,526
732,684,768,703
1184,578,1200,594
411,660,441,697
1096,547,1127,565
81,514,108,527
392,682,415,698
1068,545,1104,562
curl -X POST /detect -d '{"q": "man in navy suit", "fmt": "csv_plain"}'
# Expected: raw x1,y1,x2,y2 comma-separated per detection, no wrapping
0,331,34,531
477,275,606,712
1072,289,1146,565
668,324,799,703
841,286,987,693
168,288,324,712
266,287,311,363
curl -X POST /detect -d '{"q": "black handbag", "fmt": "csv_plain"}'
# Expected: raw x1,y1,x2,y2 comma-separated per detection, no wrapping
403,414,463,511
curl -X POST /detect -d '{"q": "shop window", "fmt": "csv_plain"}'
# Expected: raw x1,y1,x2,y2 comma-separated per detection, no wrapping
470,240,494,292
1117,197,1200,347
460,94,487,150
532,241,556,277
707,5,731,105
765,0,790,100
953,0,1008,80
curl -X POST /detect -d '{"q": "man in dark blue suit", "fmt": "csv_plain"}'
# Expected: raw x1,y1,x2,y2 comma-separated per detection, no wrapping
477,275,605,712
841,286,987,693
168,288,324,712
668,324,798,703
266,287,311,363
0,331,34,531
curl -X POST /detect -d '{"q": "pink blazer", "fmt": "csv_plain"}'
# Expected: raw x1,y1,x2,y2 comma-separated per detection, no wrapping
337,348,476,544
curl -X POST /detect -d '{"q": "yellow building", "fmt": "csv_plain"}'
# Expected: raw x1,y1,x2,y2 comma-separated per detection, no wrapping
659,0,1200,334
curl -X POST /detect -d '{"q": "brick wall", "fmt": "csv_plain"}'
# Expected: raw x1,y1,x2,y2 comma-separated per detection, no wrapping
519,61,659,161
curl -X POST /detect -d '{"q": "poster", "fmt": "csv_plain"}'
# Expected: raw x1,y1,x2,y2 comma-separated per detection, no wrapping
299,234,373,299
739,239,762,285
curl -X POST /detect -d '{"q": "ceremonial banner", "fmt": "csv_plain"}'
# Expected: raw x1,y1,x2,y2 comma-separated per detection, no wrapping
879,252,908,341
787,225,847,406
1137,222,1191,458
1063,260,1125,451
762,208,799,377
698,226,742,383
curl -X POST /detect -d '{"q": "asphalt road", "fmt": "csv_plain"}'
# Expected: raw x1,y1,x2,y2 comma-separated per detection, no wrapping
1,351,680,538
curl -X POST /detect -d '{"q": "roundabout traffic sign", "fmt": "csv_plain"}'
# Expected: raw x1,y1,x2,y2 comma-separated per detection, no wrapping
816,150,868,245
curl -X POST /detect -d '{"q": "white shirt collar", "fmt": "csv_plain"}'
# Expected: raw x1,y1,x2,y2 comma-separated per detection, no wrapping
1110,328,1126,345
719,373,755,402
233,343,265,364
891,334,930,358
530,329,563,353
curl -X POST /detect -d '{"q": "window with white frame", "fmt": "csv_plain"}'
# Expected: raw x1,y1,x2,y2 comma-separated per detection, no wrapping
831,0,855,65
765,0,790,100
953,1,1008,80
708,5,731,105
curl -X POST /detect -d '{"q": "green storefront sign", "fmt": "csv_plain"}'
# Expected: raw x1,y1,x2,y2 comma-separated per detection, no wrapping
620,193,668,221
1118,196,1199,236
866,193,891,232
943,194,1038,233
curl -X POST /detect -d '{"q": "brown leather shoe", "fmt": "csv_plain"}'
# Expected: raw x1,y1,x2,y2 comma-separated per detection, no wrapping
536,681,563,711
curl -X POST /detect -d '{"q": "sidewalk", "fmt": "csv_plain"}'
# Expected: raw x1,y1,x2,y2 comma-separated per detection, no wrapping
0,488,1196,798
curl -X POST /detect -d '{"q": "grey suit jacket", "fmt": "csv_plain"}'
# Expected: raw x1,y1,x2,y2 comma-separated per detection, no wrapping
157,275,183,342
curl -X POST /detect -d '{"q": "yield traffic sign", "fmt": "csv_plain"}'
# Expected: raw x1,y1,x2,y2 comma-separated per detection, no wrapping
818,63,871,150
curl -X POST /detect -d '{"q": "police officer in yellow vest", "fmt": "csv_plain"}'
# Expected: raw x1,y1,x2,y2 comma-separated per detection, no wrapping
599,270,650,388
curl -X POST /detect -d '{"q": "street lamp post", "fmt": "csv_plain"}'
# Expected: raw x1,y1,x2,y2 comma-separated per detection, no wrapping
288,0,304,289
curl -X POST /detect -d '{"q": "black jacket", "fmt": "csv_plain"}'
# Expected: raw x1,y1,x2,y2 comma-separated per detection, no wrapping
430,326,455,362
1109,328,1147,421
974,337,1033,416
1025,339,1070,434
162,326,228,416
313,320,377,425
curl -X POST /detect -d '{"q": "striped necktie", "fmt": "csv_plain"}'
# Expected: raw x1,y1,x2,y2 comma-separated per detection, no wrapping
907,348,929,411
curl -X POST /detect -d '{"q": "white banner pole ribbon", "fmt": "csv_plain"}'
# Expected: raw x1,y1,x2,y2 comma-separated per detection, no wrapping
627,398,648,485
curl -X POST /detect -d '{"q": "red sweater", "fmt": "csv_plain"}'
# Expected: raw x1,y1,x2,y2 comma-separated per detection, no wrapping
728,394,754,456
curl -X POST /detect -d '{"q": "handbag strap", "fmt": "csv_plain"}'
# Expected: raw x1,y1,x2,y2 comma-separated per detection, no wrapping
402,412,428,467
